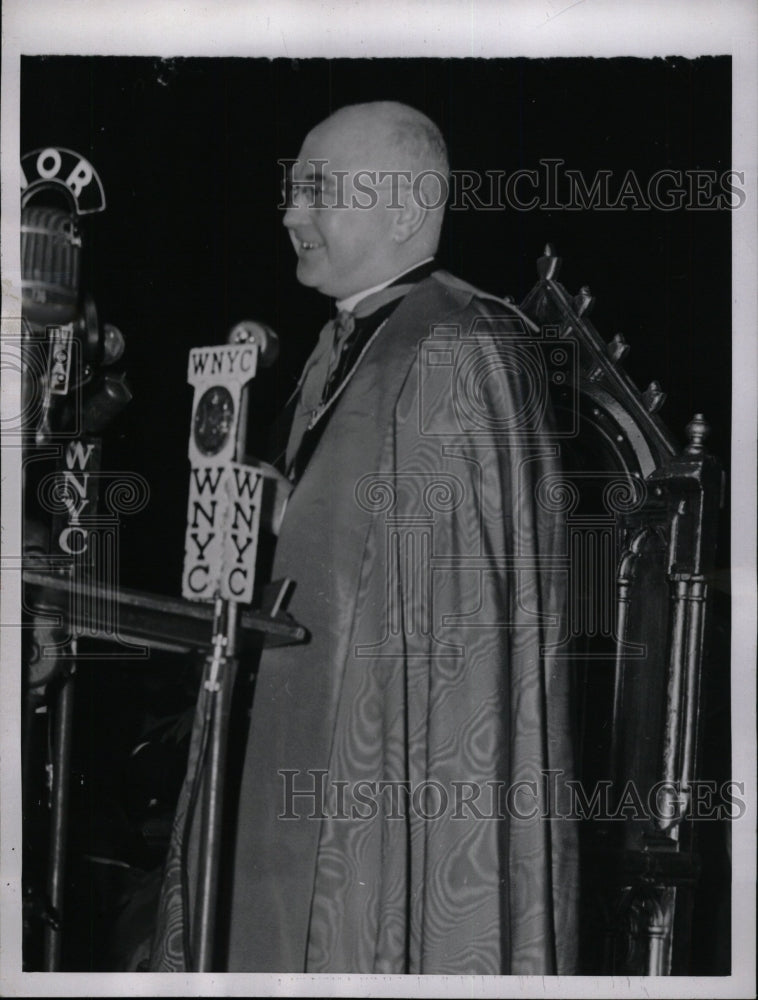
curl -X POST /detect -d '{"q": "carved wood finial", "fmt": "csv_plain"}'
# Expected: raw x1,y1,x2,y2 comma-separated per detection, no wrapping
685,412,710,454
573,285,594,316
642,380,666,413
537,244,561,280
607,333,630,364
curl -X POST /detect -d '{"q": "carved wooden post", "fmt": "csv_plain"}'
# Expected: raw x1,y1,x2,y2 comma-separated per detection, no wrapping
519,248,725,975
608,413,722,974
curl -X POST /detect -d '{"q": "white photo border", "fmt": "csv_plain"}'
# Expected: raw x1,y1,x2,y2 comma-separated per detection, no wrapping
2,1,756,997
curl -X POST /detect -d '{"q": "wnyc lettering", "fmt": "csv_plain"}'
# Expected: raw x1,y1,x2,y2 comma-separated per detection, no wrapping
182,462,262,602
190,346,258,378
182,339,265,604
52,439,101,556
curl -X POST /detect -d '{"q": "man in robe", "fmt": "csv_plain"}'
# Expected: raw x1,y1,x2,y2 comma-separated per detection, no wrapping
151,100,578,975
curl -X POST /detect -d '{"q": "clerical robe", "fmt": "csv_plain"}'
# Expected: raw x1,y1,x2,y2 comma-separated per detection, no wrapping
151,270,578,974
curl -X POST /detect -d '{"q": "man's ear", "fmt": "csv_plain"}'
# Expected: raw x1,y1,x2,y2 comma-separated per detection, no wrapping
391,181,427,243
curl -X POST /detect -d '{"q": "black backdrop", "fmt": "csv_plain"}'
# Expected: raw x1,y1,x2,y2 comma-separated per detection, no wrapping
21,54,731,594
19,55,732,972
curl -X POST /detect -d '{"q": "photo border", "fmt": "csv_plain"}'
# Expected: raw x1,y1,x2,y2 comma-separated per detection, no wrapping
2,2,755,997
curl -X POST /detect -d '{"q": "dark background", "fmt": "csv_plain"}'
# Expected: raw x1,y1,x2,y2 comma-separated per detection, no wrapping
20,56,732,972
21,55,732,593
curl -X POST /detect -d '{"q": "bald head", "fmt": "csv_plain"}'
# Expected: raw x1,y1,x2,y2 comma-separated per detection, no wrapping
307,101,449,184
283,102,449,299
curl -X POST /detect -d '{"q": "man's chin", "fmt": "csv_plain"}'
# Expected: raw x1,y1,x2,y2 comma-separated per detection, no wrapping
296,258,325,289
296,260,341,298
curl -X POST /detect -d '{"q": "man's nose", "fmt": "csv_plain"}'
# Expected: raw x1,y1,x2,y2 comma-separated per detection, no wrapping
282,202,300,229
282,186,310,229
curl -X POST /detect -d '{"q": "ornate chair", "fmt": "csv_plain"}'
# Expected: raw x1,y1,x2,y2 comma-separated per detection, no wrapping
519,245,725,975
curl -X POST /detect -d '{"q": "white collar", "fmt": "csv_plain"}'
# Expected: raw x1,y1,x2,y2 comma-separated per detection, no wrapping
335,257,434,314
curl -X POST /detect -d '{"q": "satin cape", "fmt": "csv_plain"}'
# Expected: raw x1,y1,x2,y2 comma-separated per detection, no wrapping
150,271,578,974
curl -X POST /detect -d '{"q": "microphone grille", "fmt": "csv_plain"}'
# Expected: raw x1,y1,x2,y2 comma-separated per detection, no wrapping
21,204,82,326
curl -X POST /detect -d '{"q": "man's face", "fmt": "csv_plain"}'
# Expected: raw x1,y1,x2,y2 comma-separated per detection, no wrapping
282,115,403,300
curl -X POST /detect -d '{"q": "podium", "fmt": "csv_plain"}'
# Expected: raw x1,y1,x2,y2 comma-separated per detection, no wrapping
23,570,306,654
22,568,305,971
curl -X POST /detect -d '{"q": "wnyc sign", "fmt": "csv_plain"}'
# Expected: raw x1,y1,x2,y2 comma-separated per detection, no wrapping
181,343,264,604
21,147,106,214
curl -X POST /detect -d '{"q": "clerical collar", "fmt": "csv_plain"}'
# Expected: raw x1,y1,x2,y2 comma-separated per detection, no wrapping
336,257,435,314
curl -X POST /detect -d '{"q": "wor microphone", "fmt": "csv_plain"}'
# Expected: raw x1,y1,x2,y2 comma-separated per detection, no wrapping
21,203,81,328
227,321,279,367
21,193,128,440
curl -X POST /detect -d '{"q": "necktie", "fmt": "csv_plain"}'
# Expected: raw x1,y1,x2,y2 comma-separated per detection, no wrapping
323,309,357,400
283,310,354,475
284,279,428,477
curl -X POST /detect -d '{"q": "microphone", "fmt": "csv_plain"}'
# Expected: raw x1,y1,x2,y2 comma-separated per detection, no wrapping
81,373,133,434
21,203,81,328
74,295,125,369
21,194,129,441
227,321,279,367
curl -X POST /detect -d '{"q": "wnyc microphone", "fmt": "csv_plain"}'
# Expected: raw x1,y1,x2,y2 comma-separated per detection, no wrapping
227,320,279,367
183,320,282,604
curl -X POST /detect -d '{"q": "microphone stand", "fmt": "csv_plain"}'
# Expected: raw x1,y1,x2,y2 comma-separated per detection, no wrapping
189,351,252,972
43,654,76,970
192,600,240,971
